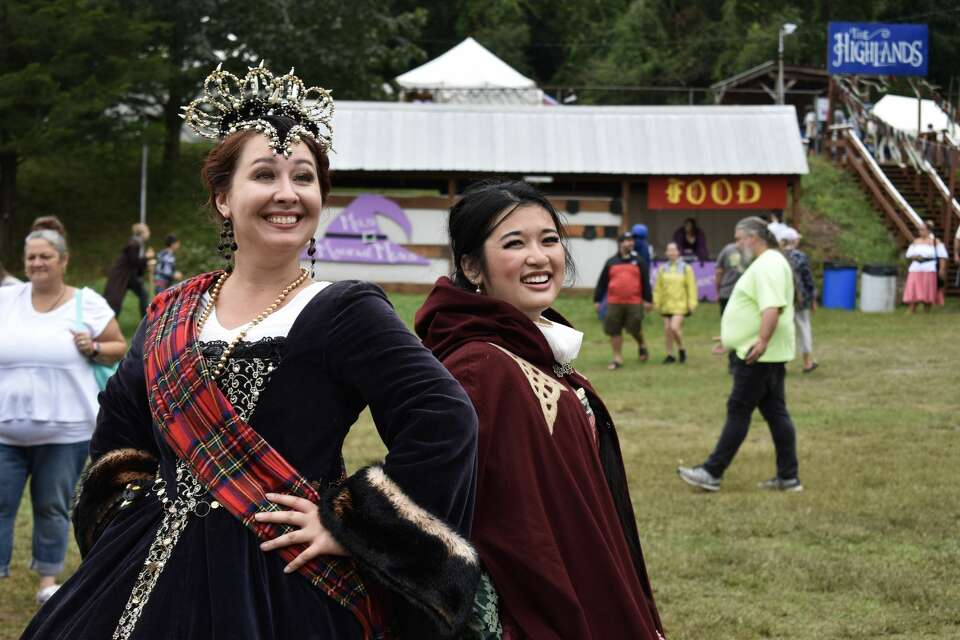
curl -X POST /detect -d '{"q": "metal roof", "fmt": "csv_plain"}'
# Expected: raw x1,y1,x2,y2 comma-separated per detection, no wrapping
330,102,809,176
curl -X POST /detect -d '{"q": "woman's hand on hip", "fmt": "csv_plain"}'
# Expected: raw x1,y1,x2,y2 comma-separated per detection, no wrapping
255,493,348,573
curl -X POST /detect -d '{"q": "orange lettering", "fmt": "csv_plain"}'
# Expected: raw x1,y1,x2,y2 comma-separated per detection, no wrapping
737,180,762,204
711,179,733,205
686,180,706,205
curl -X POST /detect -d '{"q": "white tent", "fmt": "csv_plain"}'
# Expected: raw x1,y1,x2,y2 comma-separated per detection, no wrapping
395,37,543,105
871,94,954,137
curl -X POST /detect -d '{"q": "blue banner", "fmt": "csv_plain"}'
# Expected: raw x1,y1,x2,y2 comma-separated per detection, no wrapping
828,22,928,76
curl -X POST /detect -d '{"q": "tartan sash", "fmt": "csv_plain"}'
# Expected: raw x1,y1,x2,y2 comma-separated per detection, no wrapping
143,272,384,638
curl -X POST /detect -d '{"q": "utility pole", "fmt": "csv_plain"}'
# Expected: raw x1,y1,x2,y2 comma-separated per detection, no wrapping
777,23,798,105
139,142,148,226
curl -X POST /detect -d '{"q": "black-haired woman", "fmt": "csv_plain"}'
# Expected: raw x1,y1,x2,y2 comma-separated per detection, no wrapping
24,63,479,640
672,217,708,263
416,180,665,639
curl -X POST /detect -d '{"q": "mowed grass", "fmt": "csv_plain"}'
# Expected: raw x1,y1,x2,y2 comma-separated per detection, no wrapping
3,289,959,639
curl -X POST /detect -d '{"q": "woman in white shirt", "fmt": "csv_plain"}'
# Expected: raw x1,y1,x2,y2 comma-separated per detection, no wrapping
903,221,948,313
0,228,125,604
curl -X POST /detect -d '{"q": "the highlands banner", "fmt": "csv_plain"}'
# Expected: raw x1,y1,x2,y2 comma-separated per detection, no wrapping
828,22,928,76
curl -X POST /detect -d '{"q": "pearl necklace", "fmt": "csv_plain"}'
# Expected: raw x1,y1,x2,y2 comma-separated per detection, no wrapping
196,268,309,380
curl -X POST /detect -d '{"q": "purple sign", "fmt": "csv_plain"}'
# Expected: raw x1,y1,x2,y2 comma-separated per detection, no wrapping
302,195,430,265
651,260,718,302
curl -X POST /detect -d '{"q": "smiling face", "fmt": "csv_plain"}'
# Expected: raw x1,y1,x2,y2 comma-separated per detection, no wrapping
467,204,565,321
214,135,322,268
24,238,66,288
665,242,680,262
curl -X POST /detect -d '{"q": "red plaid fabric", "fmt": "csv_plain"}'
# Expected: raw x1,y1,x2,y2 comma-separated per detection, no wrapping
144,272,385,639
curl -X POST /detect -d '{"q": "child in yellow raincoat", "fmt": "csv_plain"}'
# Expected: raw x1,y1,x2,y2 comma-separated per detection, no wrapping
653,242,698,363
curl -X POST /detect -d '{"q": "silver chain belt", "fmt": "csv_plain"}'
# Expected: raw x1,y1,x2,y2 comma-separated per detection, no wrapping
112,460,221,640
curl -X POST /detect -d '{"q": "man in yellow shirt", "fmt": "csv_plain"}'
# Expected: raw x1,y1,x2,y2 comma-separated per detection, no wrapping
678,216,802,492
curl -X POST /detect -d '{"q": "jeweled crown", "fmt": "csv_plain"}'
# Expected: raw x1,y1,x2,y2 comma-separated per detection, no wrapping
181,61,334,157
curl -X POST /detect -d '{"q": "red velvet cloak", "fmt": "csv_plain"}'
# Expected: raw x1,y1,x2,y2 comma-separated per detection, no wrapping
415,277,664,639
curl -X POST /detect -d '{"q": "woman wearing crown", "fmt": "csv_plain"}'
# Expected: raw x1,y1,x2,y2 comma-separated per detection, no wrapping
23,63,480,640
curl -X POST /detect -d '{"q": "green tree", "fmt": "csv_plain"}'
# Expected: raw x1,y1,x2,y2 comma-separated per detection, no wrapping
0,0,151,261
126,0,227,181
129,0,427,181
230,0,427,100
455,0,531,75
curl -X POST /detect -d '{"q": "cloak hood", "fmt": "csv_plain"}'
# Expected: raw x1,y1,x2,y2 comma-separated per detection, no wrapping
414,277,573,368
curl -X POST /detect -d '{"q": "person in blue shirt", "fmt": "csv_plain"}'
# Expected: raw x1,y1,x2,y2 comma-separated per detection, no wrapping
153,234,182,294
631,223,653,265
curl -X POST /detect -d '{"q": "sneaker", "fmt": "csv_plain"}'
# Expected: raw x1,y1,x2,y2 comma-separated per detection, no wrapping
662,355,676,364
758,477,803,492
677,466,720,491
678,349,687,363
36,584,60,605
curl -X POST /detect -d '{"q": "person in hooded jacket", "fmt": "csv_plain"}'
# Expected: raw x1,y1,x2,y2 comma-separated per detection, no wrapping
415,180,665,640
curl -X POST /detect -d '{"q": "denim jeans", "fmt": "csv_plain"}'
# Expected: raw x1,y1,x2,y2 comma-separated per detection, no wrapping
0,441,89,577
702,358,799,480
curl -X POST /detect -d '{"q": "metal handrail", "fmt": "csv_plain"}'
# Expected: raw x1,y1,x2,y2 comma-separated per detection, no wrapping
844,129,924,229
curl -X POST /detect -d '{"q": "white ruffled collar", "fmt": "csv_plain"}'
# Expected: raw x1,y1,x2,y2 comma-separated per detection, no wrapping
535,317,583,366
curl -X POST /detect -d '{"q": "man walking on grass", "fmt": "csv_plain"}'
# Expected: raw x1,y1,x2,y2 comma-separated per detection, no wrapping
594,232,652,369
678,216,802,492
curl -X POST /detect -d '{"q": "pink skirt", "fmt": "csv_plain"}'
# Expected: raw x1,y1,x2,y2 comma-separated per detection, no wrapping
903,271,945,305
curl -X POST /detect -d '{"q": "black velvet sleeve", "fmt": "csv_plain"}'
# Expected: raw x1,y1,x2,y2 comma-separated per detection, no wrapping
91,318,159,459
323,281,478,535
312,281,481,636
74,319,159,556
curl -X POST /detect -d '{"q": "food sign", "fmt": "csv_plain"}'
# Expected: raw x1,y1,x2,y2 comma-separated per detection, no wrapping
648,177,787,210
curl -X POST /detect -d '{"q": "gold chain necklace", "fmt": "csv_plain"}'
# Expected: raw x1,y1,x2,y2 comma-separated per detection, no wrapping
196,268,309,379
35,284,67,313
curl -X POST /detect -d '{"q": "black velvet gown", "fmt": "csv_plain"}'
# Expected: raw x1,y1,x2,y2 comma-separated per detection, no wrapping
22,280,478,639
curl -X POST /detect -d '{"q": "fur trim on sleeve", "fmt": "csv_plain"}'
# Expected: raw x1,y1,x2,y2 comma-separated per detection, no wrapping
320,465,480,638
72,448,158,557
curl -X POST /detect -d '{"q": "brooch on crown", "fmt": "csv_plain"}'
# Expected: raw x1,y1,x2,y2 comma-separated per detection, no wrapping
181,61,334,157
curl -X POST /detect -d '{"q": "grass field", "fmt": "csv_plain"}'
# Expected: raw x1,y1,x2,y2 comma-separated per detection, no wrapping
2,290,959,639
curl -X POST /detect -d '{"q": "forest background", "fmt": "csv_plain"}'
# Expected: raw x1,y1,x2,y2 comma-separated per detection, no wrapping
2,0,959,264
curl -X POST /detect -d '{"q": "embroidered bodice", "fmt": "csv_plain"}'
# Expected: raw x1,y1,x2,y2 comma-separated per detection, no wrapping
200,337,285,423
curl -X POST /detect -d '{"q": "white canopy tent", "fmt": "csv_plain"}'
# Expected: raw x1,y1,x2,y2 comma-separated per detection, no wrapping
871,94,956,138
395,37,543,105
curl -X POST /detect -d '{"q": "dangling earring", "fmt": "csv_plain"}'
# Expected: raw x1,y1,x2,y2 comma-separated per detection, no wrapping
307,236,317,279
475,282,482,295
218,218,236,273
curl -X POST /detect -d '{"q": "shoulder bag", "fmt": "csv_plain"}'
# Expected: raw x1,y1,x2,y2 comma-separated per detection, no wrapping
75,288,119,390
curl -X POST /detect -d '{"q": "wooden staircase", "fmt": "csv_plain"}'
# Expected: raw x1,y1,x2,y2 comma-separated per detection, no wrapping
880,164,960,295
828,76,960,296
831,129,960,297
